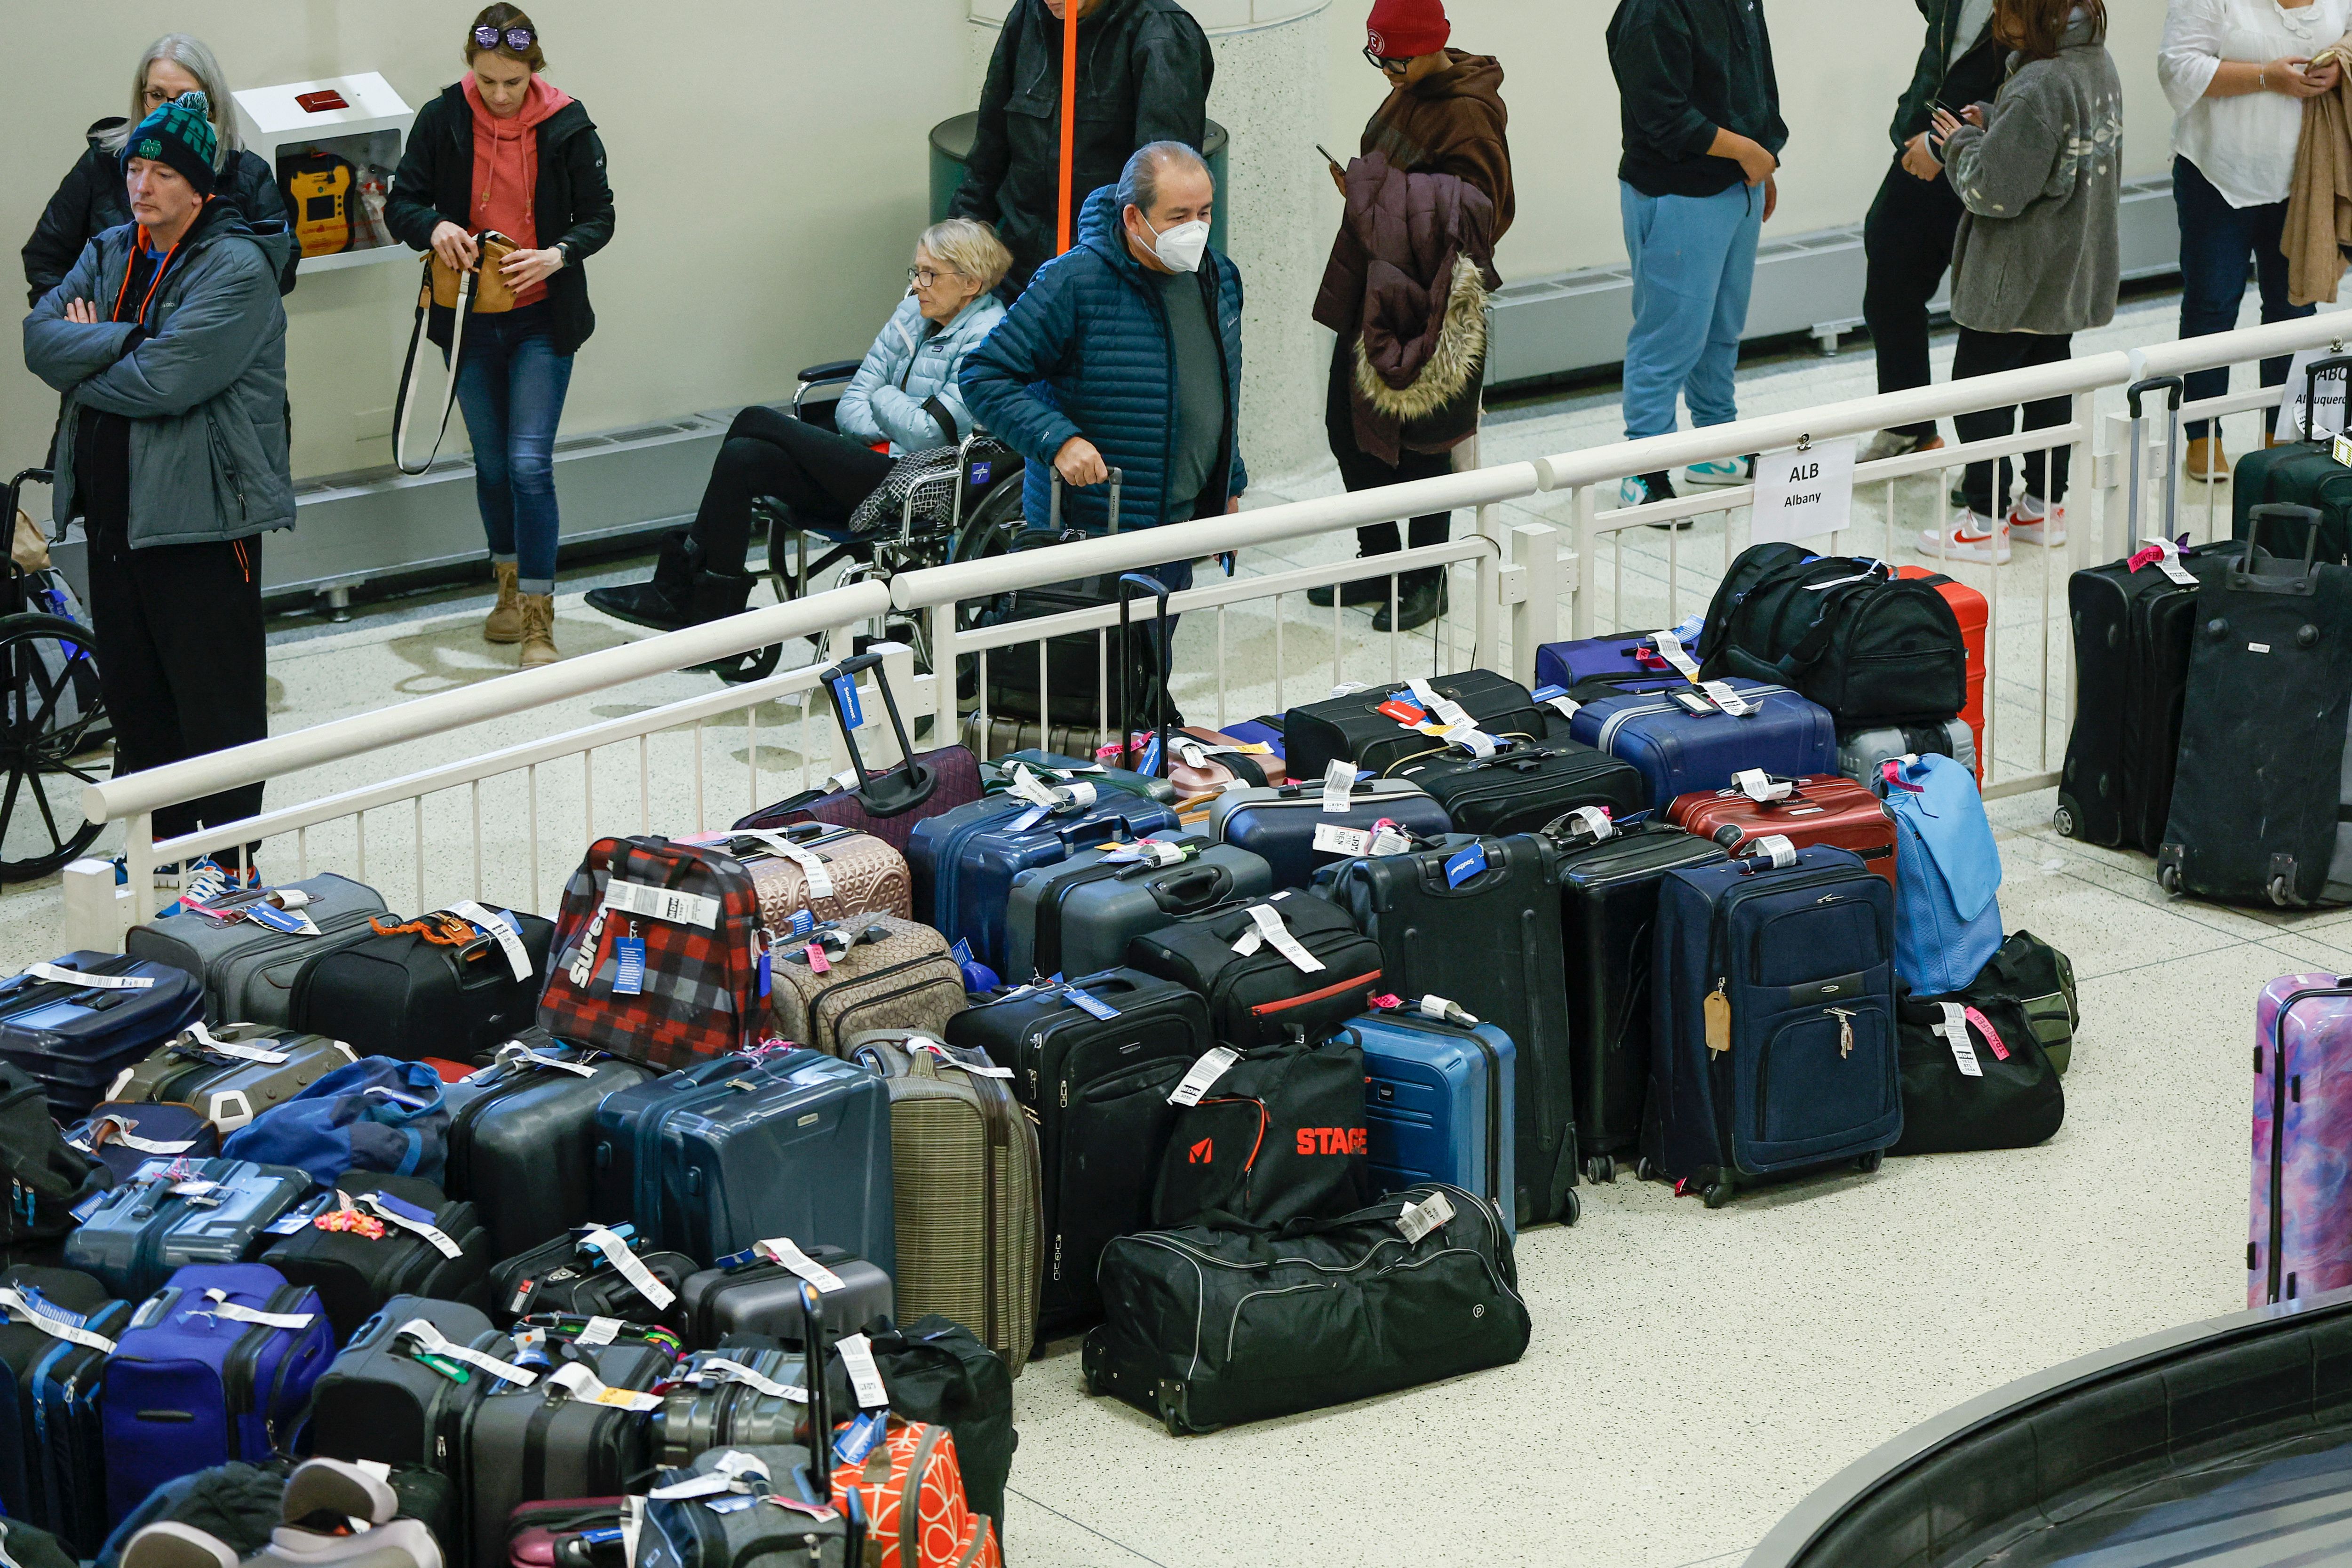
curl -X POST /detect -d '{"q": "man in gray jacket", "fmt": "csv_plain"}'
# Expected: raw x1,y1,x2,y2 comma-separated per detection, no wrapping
23,90,294,871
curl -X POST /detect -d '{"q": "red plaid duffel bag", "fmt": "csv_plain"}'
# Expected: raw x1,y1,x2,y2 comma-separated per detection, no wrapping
537,836,768,1069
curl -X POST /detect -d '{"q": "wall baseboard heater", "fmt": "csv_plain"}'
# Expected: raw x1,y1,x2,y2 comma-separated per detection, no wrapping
1485,174,2179,389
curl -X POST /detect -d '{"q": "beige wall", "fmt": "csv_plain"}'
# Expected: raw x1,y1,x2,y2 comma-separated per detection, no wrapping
2,0,2179,491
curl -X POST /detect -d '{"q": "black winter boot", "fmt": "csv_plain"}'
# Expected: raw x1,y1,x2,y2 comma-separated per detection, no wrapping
586,530,701,631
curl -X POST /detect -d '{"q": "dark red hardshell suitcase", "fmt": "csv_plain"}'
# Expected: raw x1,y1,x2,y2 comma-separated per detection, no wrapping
1665,773,1897,890
736,652,982,854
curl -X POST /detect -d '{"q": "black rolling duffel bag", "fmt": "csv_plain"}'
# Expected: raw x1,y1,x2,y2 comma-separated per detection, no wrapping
1081,1182,1527,1435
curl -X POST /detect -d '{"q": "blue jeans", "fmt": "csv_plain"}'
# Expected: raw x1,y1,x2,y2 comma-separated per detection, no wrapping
2175,155,2310,440
453,302,574,592
1619,181,1765,443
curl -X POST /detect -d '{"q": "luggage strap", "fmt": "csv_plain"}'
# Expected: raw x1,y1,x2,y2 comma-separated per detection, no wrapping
686,1357,804,1401
16,961,154,990
198,1288,316,1331
580,1226,678,1309
68,1113,199,1157
471,1039,600,1081
0,1288,116,1353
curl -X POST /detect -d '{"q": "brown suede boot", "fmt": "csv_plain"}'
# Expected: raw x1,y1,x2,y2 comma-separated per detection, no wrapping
2185,436,2230,481
518,594,559,667
485,561,524,643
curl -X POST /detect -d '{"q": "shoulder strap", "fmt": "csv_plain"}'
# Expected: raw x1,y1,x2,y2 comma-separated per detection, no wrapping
392,256,474,476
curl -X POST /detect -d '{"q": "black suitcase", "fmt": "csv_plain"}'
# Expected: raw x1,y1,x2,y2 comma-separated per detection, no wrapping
486,1226,695,1330
439,1035,657,1259
2232,355,2352,565
1282,671,1546,780
649,1345,808,1465
463,1337,667,1568
306,1296,517,1473
0,1265,125,1550
2160,503,2352,907
1315,832,1582,1226
1550,817,1729,1181
259,1172,492,1342
288,907,557,1063
676,1244,894,1350
1123,890,1385,1047
0,1064,95,1253
2059,376,2253,851
1392,737,1646,836
944,969,1210,1334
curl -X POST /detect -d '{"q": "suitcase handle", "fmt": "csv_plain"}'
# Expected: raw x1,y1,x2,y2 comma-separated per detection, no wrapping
1144,864,1232,914
2126,375,2185,552
817,653,938,820
797,1279,831,1489
2299,355,2352,442
1117,573,1173,777
2238,502,2327,589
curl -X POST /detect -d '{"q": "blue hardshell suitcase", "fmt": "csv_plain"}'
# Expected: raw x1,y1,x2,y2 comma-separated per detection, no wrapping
1341,1007,1518,1239
0,1266,128,1554
100,1262,333,1526
908,789,1180,974
0,953,205,1121
1566,678,1838,809
591,1047,895,1272
1207,778,1454,890
1645,844,1901,1204
63,1158,315,1301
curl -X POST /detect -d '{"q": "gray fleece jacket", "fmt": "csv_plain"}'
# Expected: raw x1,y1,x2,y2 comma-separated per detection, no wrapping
1939,11,2123,335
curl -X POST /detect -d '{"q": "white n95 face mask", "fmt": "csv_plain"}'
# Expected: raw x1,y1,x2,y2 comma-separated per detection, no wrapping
1142,214,1210,274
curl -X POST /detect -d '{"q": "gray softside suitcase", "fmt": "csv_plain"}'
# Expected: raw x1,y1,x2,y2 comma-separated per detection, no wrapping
62,1155,313,1299
127,874,391,1025
463,1338,667,1568
1003,834,1274,982
1836,718,1976,787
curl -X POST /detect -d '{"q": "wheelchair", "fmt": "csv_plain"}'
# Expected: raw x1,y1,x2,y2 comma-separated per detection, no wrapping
0,468,110,882
701,360,1041,685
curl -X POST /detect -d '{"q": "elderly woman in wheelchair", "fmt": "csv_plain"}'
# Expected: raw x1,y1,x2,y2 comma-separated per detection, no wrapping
588,218,1015,635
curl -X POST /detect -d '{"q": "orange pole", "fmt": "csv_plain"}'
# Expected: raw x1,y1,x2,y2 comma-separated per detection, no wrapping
1056,0,1079,255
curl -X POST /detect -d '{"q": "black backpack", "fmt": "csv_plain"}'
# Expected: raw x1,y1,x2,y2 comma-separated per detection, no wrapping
0,1062,95,1249
1697,543,1968,726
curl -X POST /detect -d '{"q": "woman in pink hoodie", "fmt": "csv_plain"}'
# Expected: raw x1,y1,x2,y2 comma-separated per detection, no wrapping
387,4,614,667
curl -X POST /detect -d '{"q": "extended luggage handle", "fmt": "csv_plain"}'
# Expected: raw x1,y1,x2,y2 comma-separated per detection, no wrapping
2298,354,2352,443
817,653,938,820
1116,573,1173,777
2125,375,2184,553
1047,465,1124,538
2236,502,2327,592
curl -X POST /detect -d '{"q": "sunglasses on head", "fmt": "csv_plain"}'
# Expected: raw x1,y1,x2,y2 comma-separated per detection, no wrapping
474,23,536,51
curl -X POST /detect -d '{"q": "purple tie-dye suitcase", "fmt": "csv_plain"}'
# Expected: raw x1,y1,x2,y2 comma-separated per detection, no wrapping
2250,971,2352,1306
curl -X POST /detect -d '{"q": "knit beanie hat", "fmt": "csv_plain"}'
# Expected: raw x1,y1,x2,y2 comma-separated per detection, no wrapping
121,90,219,196
1365,0,1449,58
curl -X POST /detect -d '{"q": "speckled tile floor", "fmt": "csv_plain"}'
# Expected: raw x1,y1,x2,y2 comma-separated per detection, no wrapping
7,292,2346,1567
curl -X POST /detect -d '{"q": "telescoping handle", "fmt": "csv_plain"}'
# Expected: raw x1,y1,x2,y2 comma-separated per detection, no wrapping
2299,355,2352,444
1117,572,1173,776
2124,376,2183,554
817,653,937,819
1046,465,1126,537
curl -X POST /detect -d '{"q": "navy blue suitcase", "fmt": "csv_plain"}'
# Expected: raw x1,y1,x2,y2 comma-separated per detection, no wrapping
62,1157,314,1300
1207,778,1454,890
0,1266,127,1553
591,1046,895,1272
0,953,204,1121
1645,844,1901,1206
1566,678,1838,809
1340,1006,1518,1239
907,785,1179,975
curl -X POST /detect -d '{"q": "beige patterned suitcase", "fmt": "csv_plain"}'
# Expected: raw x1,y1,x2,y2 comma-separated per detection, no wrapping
699,825,914,933
844,1029,1042,1375
767,914,967,1056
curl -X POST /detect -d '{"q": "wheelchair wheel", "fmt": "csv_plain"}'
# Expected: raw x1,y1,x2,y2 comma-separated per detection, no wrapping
0,612,107,881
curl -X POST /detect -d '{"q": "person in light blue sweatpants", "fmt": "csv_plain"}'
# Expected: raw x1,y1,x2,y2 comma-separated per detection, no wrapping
1621,181,1765,443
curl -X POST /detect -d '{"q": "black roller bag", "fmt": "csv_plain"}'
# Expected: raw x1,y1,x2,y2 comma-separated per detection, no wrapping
1281,670,1546,779
289,908,556,1062
2159,504,2352,907
259,1172,492,1341
0,1265,127,1551
1550,816,1729,1181
1083,1182,1527,1435
0,1063,96,1254
486,1226,695,1330
439,1033,657,1259
944,970,1208,1335
1392,735,1645,836
1697,545,1968,726
1151,1035,1369,1227
1123,890,1385,1047
1315,833,1581,1226
305,1295,513,1472
464,1337,668,1568
1889,990,2064,1156
2232,355,2352,565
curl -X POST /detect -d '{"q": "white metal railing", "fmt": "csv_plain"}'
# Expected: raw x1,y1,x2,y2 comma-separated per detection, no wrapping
65,309,2349,933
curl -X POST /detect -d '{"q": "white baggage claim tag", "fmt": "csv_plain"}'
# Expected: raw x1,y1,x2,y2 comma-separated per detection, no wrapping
1228,905,1324,971
1168,1045,1241,1106
1395,1190,1456,1244
1321,759,1358,813
19,962,154,990
1936,1003,1983,1077
185,1023,288,1064
752,1236,848,1293
581,1226,678,1309
447,900,533,980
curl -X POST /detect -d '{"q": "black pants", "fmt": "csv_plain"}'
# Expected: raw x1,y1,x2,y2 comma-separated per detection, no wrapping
1327,337,1453,580
691,405,896,576
1951,327,2074,516
1862,152,1968,440
87,504,268,848
2175,155,2310,439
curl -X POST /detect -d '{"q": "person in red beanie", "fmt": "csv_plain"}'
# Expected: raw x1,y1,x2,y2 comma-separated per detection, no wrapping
1310,0,1512,633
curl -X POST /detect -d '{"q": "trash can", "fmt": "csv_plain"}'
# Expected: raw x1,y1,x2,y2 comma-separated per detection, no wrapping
928,112,1230,258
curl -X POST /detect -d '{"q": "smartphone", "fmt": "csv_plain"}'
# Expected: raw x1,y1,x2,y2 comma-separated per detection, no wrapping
1316,143,1343,168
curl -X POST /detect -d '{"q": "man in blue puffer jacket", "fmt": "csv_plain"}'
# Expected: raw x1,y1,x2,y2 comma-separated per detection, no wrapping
961,141,1247,595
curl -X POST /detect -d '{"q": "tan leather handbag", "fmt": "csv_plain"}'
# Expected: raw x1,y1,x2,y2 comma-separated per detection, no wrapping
395,229,521,474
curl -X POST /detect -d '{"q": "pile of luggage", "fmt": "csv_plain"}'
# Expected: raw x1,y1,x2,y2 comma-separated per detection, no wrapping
0,607,2087,1568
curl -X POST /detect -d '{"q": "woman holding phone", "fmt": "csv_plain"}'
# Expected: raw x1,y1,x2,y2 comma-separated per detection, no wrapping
387,3,614,668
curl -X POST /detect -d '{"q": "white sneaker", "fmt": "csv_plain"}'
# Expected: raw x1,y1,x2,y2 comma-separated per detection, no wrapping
1918,508,2011,565
2008,495,2066,548
1679,456,1754,488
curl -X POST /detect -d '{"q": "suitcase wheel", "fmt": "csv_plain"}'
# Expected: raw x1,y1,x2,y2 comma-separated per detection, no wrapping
1701,1180,1735,1210
2271,876,2294,909
2050,805,2076,839
1583,1153,1618,1186
2158,863,2182,895
1560,1188,1581,1226
1635,1156,1654,1183
1856,1148,1884,1174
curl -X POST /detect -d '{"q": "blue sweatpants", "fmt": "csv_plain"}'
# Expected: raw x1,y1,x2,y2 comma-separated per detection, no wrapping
1619,181,1766,443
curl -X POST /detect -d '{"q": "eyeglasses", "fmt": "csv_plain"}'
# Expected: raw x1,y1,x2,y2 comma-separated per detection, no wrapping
908,266,955,288
1363,47,1412,69
473,23,537,51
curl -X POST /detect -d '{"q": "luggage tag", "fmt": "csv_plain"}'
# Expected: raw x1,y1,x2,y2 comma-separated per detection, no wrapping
1704,988,1732,1053
475,1039,599,1081
357,1193,466,1258
1648,631,1703,682
829,671,865,731
613,921,647,996
241,900,322,937
1417,994,1480,1026
67,1188,107,1224
690,1356,805,1401
184,1022,289,1064
547,1361,664,1413
445,900,533,980
1700,681,1755,717
1934,1003,1982,1077
1405,678,1473,730
1668,689,1718,716
263,1194,333,1235
1738,834,1798,873
1100,838,1193,868
1005,764,1092,831
1063,985,1120,1020
603,878,721,930
395,1319,538,1385
18,962,154,990
1168,1045,1241,1106
1443,724,1499,758
1531,684,1580,721
2127,537,2199,587
1321,759,1360,813
730,830,838,901
910,1037,1015,1079
1732,770,1793,803
581,1226,678,1309
68,1112,199,1159
1552,806,1614,843
648,1450,771,1502
196,1287,317,1331
1229,904,1325,972
1444,842,1488,887
0,1287,118,1353
574,1315,624,1347
1375,696,1428,728
744,1235,849,1292
835,1332,890,1409
1311,822,1378,857
1394,1189,1456,1244
835,1409,888,1466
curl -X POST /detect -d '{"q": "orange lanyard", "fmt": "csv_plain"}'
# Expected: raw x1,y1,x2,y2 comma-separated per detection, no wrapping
108,200,208,327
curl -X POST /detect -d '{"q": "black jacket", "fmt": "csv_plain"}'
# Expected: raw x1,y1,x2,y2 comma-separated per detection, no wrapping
1889,0,2005,149
949,0,1212,295
1606,0,1787,199
23,119,294,305
385,84,615,357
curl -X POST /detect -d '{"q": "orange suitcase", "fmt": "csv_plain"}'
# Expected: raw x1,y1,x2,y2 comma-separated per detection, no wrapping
1896,566,1986,781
